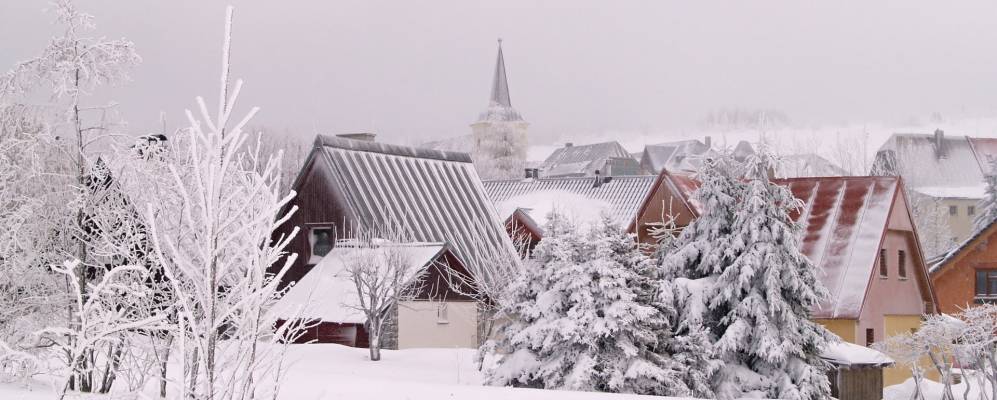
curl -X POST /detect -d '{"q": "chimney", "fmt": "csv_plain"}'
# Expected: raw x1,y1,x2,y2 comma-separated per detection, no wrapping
336,132,376,142
704,135,712,149
933,129,945,159
564,142,573,148
593,169,602,188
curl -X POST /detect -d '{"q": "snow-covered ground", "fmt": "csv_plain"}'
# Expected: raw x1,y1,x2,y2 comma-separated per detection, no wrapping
0,344,690,400
885,371,995,400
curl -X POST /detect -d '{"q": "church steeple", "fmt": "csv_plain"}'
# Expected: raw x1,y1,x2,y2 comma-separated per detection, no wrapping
477,39,523,122
490,39,512,108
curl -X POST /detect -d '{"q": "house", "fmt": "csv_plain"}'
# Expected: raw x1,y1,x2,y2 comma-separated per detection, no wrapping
638,137,754,174
872,130,989,244
630,170,938,386
774,153,848,178
274,242,482,349
929,218,997,315
483,173,657,254
538,141,644,178
271,133,519,346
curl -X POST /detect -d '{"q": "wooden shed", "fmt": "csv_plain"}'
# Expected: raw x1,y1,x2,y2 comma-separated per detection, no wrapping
822,341,895,400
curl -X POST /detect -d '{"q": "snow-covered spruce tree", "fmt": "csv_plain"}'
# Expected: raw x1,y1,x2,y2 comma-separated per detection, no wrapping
707,149,831,400
484,211,674,394
659,152,743,280
145,7,300,400
975,156,997,233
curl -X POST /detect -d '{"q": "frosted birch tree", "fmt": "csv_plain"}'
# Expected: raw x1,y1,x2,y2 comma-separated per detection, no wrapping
145,7,301,399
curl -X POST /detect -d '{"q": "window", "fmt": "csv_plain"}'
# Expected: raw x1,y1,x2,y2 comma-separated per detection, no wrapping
950,205,958,216
866,328,875,346
969,205,977,216
898,250,907,279
308,227,334,263
436,302,449,324
879,249,888,277
975,270,997,298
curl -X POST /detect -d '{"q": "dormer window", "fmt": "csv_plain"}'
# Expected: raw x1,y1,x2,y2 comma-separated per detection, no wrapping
308,227,334,264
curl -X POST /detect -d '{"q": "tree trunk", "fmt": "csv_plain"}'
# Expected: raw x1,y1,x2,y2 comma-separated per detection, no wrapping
368,321,381,361
160,334,173,398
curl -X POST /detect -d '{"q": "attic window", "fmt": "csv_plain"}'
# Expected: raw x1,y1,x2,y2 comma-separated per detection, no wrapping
898,250,907,279
309,227,334,263
879,249,888,278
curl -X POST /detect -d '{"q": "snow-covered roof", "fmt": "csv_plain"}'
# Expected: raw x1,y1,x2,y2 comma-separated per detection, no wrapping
774,153,848,178
639,139,755,174
313,135,519,285
539,141,642,178
483,175,657,230
821,341,894,367
874,133,984,189
913,185,986,199
494,190,614,232
660,172,917,319
969,137,997,169
931,217,997,274
274,242,445,323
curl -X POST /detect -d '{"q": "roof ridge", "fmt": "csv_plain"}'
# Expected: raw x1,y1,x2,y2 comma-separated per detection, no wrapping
315,134,472,163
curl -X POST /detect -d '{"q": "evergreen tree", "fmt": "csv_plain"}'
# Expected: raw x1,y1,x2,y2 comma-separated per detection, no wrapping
975,156,997,233
708,149,831,400
484,212,673,394
660,153,744,280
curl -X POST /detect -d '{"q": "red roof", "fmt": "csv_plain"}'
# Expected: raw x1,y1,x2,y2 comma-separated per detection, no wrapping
655,172,914,319
969,137,997,171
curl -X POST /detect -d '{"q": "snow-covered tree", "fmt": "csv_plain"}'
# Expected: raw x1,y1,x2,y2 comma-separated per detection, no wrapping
707,149,831,400
975,156,997,233
485,212,676,394
660,152,743,280
145,7,300,399
342,221,424,362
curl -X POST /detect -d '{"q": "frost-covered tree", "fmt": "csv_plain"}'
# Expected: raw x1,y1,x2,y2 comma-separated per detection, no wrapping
484,212,672,394
975,156,997,234
145,7,300,399
660,152,743,279
707,149,831,400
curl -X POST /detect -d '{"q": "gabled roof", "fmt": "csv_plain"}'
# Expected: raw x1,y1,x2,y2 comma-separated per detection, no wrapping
774,153,849,178
308,135,519,284
969,137,997,172
642,171,934,319
874,133,983,189
539,141,639,178
273,242,446,323
640,140,710,174
483,175,656,230
931,217,997,275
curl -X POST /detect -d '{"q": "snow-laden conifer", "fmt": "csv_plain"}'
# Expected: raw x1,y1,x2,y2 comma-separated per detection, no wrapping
484,212,673,394
708,148,831,400
975,156,997,233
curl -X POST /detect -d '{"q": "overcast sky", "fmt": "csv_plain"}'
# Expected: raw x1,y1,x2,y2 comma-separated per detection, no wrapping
2,1,997,145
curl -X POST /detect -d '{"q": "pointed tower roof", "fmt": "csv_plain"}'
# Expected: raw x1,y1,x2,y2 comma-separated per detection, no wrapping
490,39,512,108
477,39,524,123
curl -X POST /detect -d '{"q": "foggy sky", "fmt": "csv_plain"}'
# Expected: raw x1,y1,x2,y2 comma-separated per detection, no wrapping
2,1,997,145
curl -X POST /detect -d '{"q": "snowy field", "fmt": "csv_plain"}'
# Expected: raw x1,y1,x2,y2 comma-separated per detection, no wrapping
0,344,688,400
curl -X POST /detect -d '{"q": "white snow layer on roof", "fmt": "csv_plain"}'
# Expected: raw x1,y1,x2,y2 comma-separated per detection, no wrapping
496,190,613,231
914,185,986,199
273,242,444,323
821,341,894,366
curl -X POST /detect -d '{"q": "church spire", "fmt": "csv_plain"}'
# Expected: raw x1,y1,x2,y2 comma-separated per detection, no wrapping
489,38,512,107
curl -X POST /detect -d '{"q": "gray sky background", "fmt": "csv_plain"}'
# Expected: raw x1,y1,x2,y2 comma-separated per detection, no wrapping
2,1,997,146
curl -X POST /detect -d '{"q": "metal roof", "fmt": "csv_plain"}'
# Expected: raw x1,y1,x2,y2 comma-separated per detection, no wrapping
315,135,519,284
873,133,984,189
482,175,657,229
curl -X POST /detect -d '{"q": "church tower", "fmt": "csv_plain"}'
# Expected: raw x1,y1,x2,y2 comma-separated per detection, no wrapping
471,39,529,180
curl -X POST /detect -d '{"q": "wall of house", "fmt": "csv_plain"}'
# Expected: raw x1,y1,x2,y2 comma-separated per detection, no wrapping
632,181,696,245
397,300,479,349
270,151,356,288
938,198,979,243
816,319,857,343
932,230,997,315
